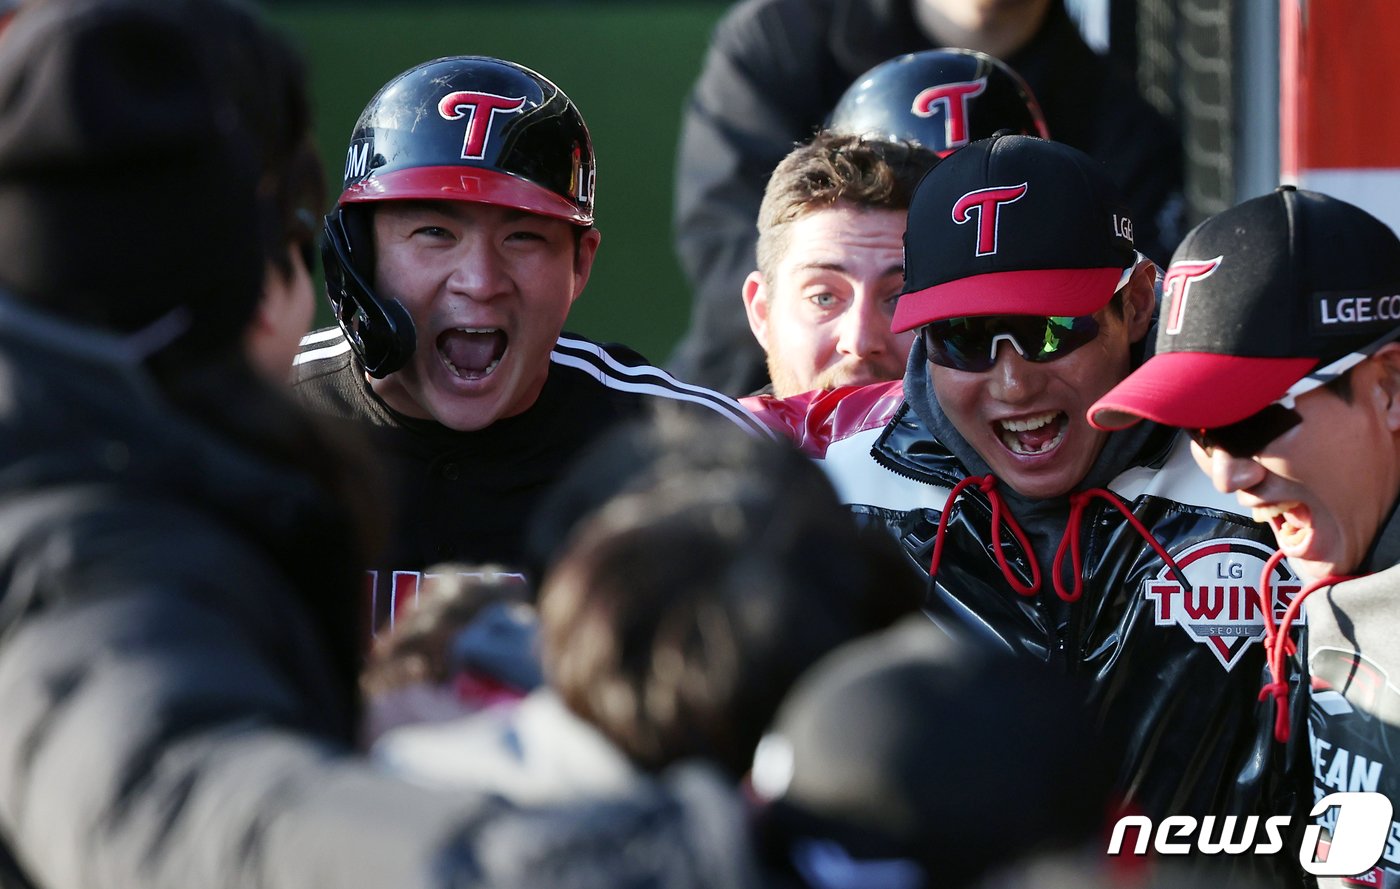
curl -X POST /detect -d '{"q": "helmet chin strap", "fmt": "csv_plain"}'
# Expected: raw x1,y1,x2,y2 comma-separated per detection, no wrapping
321,207,416,379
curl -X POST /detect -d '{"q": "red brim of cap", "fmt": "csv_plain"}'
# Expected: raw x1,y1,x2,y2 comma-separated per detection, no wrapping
340,165,591,226
891,266,1122,333
1088,352,1321,431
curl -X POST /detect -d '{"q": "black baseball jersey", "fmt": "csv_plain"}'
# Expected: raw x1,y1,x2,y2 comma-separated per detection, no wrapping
292,327,767,633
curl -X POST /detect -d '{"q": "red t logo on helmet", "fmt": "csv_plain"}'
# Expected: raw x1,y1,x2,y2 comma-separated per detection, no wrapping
437,91,528,160
952,183,1028,256
1162,257,1223,335
912,78,988,150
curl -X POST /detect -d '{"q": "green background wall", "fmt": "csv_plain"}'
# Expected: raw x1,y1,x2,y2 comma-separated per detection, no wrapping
268,2,728,363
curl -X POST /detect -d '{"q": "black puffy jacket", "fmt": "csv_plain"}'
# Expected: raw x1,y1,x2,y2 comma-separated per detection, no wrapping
0,295,761,889
743,380,1312,881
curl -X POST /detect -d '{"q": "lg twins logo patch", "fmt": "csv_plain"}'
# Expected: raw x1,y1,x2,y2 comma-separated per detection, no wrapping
437,91,528,160
1144,538,1302,670
912,77,988,150
1162,256,1223,335
952,183,1028,256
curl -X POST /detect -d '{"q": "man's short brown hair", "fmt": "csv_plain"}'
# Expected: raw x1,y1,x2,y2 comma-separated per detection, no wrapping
755,132,938,281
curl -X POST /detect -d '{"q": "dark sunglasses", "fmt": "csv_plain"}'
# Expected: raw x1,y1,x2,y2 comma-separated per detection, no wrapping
922,314,1102,373
1187,403,1302,459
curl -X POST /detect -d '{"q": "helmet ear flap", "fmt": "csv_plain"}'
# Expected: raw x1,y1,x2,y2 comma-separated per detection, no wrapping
321,205,416,378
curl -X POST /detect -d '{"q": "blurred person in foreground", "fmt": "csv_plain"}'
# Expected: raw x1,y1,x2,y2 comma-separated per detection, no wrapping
371,413,922,802
0,3,763,888
751,616,1114,888
751,619,1271,889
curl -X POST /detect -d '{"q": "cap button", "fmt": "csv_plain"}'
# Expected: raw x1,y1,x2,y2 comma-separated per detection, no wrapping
1277,184,1297,193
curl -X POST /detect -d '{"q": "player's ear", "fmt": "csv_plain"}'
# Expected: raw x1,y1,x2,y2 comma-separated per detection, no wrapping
568,227,602,305
742,271,770,346
1122,258,1157,343
1369,343,1400,432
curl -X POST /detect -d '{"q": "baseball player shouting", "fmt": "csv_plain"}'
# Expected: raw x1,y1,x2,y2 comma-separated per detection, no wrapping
743,135,1305,878
1092,187,1400,888
293,57,765,631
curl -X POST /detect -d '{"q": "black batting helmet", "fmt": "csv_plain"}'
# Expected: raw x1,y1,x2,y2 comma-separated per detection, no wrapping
321,56,596,377
828,49,1048,157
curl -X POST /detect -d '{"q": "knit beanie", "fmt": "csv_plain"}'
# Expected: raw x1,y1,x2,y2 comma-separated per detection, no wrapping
0,0,263,354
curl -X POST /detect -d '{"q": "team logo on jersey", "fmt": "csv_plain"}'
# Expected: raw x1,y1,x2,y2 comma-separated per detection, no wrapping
952,182,1028,256
1143,538,1301,670
437,90,528,160
1162,256,1223,335
912,77,988,150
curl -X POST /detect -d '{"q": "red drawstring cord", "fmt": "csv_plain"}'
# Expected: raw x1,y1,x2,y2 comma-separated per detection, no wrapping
1052,488,1191,603
1256,549,1353,742
928,474,1042,595
930,480,1198,607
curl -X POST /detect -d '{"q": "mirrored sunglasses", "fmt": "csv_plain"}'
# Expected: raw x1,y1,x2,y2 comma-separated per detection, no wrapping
922,314,1102,373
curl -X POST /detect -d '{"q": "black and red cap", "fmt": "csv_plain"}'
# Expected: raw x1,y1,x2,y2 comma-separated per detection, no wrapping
749,618,1110,887
1090,186,1400,431
338,55,594,225
891,134,1137,333
828,48,1049,158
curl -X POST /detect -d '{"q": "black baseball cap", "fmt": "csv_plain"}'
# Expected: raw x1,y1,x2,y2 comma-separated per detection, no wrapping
749,617,1111,888
1090,186,1400,431
891,133,1137,333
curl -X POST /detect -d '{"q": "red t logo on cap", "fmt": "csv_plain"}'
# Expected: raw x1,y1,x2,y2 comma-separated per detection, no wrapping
952,183,1028,256
438,91,528,160
1162,257,1223,335
912,78,988,150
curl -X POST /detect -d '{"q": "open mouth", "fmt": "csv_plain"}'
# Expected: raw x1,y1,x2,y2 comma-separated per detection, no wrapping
437,327,508,380
996,410,1067,457
1252,501,1310,550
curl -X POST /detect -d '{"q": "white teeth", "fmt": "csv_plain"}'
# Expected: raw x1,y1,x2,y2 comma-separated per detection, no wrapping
442,357,501,379
1252,502,1302,523
455,327,501,334
1000,427,1065,456
999,411,1060,433
995,411,1065,456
